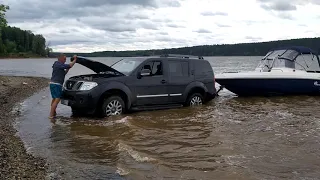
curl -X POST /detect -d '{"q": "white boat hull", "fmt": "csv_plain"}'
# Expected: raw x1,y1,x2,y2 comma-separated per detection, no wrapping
215,70,320,96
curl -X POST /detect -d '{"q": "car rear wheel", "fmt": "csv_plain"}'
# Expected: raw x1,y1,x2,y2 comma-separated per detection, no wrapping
101,96,125,117
186,93,204,106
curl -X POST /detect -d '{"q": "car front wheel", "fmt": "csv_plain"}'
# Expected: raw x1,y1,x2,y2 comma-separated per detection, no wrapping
186,93,204,106
101,96,125,117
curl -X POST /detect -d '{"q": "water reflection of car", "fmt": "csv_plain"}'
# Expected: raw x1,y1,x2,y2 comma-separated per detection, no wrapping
61,54,216,117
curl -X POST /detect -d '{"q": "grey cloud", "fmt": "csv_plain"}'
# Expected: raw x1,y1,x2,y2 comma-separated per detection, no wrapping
201,11,228,16
256,0,302,20
152,0,182,8
257,0,320,12
152,18,172,23
125,13,149,20
139,21,158,30
42,29,108,46
242,20,267,26
85,22,137,32
103,34,185,44
103,26,137,32
312,0,320,5
49,40,93,46
78,16,158,32
77,17,133,32
156,37,176,42
304,30,314,34
159,32,169,35
216,23,231,28
260,2,296,11
6,0,172,36
194,29,211,33
163,1,181,7
277,13,294,20
245,36,263,41
72,0,156,7
167,24,185,28
59,30,69,34
6,2,120,23
4,0,216,52
6,0,181,23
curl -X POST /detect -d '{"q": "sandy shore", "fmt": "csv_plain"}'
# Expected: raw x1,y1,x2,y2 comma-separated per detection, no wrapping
0,75,49,179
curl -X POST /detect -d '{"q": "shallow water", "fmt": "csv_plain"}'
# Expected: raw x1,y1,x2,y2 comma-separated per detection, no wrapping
3,56,320,179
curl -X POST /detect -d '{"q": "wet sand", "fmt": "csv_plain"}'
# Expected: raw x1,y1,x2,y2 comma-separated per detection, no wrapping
0,75,49,179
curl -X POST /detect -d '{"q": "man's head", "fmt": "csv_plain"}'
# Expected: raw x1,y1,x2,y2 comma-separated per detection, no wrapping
58,53,66,63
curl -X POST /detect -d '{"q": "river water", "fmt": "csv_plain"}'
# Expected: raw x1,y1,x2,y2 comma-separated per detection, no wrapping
1,57,320,180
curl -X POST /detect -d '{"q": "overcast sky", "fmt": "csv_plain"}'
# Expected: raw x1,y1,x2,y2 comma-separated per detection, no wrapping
4,0,320,53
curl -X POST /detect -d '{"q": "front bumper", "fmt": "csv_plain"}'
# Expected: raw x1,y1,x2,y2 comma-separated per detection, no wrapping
61,89,99,110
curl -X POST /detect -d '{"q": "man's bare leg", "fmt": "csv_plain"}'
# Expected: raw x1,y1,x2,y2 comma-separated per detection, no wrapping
50,98,60,118
51,99,57,117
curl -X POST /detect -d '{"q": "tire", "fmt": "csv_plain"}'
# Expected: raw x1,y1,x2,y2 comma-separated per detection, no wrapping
101,96,125,117
185,93,204,107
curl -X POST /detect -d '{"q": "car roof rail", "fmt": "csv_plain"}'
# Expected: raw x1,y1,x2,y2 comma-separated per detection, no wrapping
160,54,204,59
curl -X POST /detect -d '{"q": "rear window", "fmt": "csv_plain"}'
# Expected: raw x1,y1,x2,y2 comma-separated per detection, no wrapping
168,60,189,77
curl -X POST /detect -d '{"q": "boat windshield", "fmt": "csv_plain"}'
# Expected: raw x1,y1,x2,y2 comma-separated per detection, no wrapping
295,54,320,72
257,49,320,71
262,49,299,60
111,58,145,75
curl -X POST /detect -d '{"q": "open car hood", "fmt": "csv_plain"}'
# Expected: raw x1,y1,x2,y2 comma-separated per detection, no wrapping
70,56,125,76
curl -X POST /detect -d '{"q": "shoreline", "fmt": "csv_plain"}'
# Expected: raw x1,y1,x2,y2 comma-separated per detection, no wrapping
0,75,50,179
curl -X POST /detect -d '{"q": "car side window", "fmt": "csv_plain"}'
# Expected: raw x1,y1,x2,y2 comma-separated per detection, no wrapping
168,60,189,77
141,61,163,76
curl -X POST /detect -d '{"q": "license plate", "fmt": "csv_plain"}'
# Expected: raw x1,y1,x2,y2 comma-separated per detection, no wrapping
61,99,69,105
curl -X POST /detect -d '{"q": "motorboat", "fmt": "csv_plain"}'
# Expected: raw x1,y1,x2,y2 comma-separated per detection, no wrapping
215,46,320,96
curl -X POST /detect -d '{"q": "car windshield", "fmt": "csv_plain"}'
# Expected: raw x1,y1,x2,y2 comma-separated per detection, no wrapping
111,58,145,75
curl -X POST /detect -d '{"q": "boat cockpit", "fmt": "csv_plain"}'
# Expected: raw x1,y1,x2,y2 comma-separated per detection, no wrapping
255,46,320,73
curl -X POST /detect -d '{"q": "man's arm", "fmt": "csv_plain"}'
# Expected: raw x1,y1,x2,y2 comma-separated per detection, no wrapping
69,55,77,68
64,55,77,74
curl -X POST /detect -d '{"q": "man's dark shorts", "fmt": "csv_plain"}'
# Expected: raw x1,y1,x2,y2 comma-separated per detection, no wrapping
50,83,62,99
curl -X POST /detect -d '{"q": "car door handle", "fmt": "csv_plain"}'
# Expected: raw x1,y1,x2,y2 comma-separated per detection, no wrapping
161,80,166,84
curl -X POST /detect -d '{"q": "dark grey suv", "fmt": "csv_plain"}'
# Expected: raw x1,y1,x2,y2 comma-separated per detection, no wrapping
61,54,216,117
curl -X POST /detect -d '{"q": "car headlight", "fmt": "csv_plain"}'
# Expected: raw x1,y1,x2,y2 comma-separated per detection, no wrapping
79,82,98,91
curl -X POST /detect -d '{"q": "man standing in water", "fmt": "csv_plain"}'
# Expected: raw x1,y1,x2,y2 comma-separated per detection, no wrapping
49,54,77,119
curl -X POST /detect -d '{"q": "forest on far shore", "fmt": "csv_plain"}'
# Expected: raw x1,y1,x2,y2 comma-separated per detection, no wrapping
52,37,320,57
0,4,51,58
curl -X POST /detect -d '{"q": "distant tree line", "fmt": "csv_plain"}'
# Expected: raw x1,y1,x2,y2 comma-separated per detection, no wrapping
0,4,51,58
53,37,320,58
0,26,49,57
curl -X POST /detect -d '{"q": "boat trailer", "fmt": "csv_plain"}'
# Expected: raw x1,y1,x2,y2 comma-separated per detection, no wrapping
216,85,224,96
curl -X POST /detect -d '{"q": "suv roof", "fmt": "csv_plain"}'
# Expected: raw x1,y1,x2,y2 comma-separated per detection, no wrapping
159,54,204,60
72,54,208,76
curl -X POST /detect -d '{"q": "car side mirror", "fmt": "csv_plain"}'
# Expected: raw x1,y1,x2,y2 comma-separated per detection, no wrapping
140,69,151,76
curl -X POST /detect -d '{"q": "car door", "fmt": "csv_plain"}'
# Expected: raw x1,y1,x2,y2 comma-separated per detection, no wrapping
167,59,193,104
132,59,169,106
